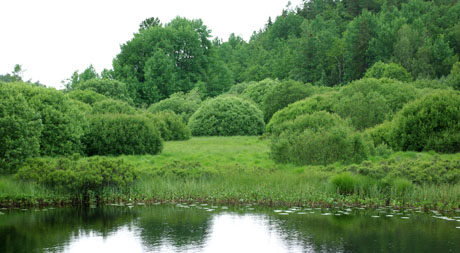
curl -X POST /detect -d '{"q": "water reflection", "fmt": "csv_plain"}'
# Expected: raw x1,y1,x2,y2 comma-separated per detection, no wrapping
1,205,459,253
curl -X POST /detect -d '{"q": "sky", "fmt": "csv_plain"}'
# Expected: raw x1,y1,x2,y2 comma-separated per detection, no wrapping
0,0,303,89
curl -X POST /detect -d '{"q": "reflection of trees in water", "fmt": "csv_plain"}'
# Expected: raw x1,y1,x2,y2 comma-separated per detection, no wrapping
269,210,460,253
0,207,137,253
137,206,212,251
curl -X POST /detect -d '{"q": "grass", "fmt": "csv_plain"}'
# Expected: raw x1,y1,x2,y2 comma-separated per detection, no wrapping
1,136,460,210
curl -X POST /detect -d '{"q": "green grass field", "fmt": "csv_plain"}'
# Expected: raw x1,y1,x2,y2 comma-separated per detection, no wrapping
1,136,460,210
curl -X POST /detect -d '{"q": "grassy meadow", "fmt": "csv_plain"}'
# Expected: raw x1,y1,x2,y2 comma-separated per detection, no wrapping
2,136,460,211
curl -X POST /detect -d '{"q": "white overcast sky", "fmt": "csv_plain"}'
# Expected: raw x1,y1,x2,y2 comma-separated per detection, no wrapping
0,0,303,89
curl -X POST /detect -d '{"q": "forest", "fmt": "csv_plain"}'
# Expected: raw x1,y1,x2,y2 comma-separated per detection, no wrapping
1,0,460,209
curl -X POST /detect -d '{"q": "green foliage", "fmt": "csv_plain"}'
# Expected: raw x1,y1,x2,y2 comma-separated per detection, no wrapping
334,78,418,130
262,80,315,122
266,92,337,133
270,111,373,165
64,65,100,90
410,79,450,90
365,121,394,147
144,48,176,102
68,99,93,115
73,78,133,104
16,157,137,199
91,99,137,115
447,61,460,90
6,83,87,156
391,178,414,196
147,90,201,123
390,90,460,153
145,111,191,141
83,114,163,156
66,89,108,105
204,58,234,97
364,61,413,82
226,81,251,95
330,173,359,195
0,84,42,173
113,17,212,106
188,95,264,136
241,78,279,107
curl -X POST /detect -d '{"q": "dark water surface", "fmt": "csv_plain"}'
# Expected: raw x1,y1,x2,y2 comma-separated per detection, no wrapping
1,204,460,252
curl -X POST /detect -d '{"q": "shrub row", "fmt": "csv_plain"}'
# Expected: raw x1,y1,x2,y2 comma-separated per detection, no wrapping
16,156,137,201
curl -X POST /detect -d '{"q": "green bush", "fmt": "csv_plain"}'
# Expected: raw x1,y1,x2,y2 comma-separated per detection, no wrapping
66,89,108,105
146,111,191,141
188,95,265,136
6,82,87,156
83,114,163,156
16,156,137,201
410,79,451,90
241,78,279,107
262,80,315,122
364,61,413,82
270,111,372,165
73,78,133,104
0,84,43,173
68,99,93,115
330,173,359,195
390,90,460,153
333,78,418,130
91,99,137,115
227,81,252,95
365,121,394,147
266,92,338,133
147,90,201,123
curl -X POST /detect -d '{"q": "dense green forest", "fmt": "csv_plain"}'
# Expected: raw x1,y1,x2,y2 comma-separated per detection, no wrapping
1,0,460,208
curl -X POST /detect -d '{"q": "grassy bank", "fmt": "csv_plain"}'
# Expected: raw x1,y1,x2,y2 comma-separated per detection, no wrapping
1,137,460,210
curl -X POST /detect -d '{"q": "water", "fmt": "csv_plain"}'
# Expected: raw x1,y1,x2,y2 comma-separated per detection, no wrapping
1,205,460,253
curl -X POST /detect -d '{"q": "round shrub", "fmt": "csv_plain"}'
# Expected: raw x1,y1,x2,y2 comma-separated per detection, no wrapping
91,99,137,115
270,111,372,165
73,78,133,104
262,80,315,122
83,114,163,156
390,90,460,153
364,61,413,82
266,92,338,133
333,78,418,130
147,91,201,123
188,95,264,136
7,82,87,156
241,78,279,106
66,89,108,105
145,111,191,141
0,84,42,173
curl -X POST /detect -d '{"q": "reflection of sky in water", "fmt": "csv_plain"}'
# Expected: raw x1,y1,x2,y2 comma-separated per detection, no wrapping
55,214,311,253
3,206,460,253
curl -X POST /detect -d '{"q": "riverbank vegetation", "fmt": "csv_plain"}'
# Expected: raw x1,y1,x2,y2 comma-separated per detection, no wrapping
2,0,460,210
